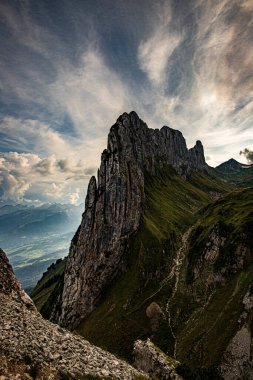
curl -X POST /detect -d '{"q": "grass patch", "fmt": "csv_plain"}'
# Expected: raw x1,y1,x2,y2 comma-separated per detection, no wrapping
31,258,66,311
215,166,253,188
177,268,253,369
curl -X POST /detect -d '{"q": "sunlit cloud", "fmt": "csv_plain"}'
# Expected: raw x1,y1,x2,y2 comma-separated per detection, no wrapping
0,151,90,203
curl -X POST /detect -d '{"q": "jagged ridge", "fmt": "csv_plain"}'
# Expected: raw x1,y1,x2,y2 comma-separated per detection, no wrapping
49,111,208,329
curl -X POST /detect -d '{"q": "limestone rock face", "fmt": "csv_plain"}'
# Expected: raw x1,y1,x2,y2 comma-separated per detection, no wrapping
134,339,182,379
0,248,146,379
189,140,206,170
52,111,208,329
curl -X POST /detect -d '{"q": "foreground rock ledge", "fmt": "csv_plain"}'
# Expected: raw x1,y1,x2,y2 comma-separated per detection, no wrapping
0,248,146,379
134,339,182,380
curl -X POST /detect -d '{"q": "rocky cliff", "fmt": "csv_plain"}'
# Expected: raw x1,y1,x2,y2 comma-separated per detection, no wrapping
0,248,146,379
32,111,253,377
50,111,208,329
134,339,182,380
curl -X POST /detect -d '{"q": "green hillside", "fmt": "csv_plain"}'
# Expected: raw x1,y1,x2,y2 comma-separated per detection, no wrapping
215,160,253,188
31,258,66,311
31,167,253,377
170,188,253,370
73,169,236,361
32,168,232,362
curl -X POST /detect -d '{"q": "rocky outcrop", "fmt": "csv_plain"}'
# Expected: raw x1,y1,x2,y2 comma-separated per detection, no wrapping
0,248,146,379
0,248,34,309
188,140,206,170
220,290,253,379
51,111,208,329
134,339,181,379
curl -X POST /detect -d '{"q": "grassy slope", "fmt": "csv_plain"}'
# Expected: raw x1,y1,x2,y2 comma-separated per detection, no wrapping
32,167,244,370
215,166,253,188
173,188,253,370
31,258,66,311
74,168,232,361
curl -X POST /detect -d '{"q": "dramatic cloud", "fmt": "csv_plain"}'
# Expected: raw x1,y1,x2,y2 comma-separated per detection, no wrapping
0,117,71,157
50,50,133,136
0,0,252,201
136,0,253,166
0,151,90,203
138,3,182,87
240,148,253,163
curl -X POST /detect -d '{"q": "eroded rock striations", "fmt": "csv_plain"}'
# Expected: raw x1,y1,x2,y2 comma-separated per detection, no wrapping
0,248,146,379
50,111,208,329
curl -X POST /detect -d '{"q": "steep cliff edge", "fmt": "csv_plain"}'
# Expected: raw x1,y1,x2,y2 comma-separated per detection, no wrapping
49,111,209,329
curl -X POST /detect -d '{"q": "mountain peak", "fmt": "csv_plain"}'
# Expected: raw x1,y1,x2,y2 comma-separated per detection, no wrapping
48,112,209,329
216,158,252,173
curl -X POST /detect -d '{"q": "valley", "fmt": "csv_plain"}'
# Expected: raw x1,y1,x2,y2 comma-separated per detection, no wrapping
0,203,82,292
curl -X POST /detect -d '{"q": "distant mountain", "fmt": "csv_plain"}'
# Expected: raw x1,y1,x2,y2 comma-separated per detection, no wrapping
215,158,253,188
0,203,82,235
0,203,83,291
216,158,253,173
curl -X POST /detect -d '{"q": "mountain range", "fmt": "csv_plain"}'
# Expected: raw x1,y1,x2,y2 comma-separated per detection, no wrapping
1,111,253,379
0,203,82,292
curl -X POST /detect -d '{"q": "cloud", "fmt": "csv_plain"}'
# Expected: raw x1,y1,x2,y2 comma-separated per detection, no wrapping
0,117,72,157
0,172,30,201
0,152,38,201
0,0,253,204
240,148,253,163
69,189,80,205
138,3,182,87
49,49,133,138
84,167,97,176
0,34,137,204
0,151,89,203
136,0,253,167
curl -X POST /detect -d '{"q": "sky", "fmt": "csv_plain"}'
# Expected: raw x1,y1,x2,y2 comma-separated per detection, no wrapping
0,0,253,205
